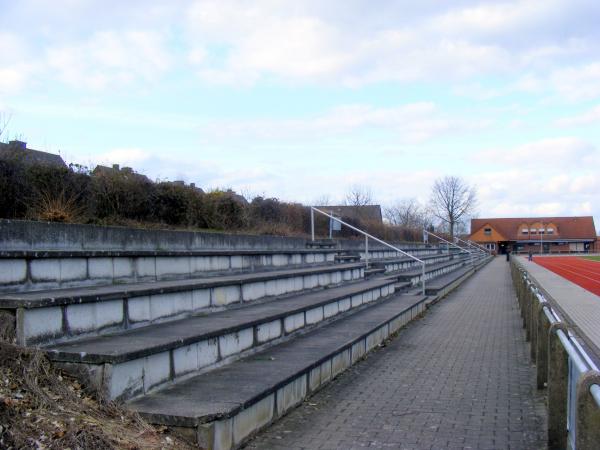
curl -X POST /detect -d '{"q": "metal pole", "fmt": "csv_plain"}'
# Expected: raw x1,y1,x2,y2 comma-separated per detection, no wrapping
421,262,425,295
365,235,369,269
311,207,315,241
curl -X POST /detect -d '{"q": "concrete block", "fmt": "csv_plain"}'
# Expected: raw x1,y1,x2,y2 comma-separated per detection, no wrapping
30,259,60,282
67,300,123,334
198,338,219,368
136,257,156,279
343,270,353,281
156,257,190,279
293,276,303,291
58,258,87,282
291,254,302,264
331,349,351,377
305,307,324,325
352,340,366,363
22,306,63,344
88,258,113,280
173,342,200,376
256,320,282,344
304,274,318,289
128,296,151,323
272,254,287,267
338,297,351,313
219,328,254,358
265,279,279,296
192,289,211,310
306,254,315,264
109,359,144,399
210,256,230,271
276,278,288,295
149,292,193,321
143,352,170,392
191,256,209,273
284,312,305,334
320,360,332,384
232,394,274,446
351,294,362,308
0,259,27,284
230,255,243,270
240,256,252,269
242,282,266,302
317,273,330,286
212,285,241,306
309,366,321,392
199,418,233,450
113,258,134,279
314,253,325,263
323,302,339,319
276,375,307,416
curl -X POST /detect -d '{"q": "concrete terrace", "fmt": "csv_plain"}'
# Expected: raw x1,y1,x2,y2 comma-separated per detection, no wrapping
245,257,547,449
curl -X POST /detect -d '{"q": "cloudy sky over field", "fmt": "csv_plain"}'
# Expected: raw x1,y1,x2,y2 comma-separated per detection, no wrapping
1,0,600,228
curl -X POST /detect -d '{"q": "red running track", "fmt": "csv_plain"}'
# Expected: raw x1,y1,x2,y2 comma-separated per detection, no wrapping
534,256,600,297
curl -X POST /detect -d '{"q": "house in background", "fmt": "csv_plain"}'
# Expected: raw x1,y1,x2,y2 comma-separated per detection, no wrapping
0,140,66,168
469,216,597,254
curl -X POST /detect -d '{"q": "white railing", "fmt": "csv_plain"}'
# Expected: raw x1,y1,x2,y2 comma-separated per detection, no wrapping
310,207,426,295
423,230,475,267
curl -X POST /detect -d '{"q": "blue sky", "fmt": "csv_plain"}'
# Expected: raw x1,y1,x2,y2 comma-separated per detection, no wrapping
1,0,600,230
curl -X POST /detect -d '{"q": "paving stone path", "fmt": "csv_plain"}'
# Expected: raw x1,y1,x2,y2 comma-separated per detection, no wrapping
244,257,547,450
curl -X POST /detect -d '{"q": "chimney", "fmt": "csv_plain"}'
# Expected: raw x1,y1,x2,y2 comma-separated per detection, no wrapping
112,164,120,171
9,140,26,150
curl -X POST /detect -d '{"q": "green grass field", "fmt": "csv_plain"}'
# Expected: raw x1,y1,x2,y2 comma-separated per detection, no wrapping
582,256,600,262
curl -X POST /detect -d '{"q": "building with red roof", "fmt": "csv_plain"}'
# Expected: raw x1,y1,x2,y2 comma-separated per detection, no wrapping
469,216,597,255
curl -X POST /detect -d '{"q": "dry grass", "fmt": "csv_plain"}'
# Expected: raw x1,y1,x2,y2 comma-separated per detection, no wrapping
0,342,195,450
27,188,85,223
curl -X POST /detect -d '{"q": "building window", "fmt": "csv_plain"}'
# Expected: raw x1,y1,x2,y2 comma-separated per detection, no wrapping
539,229,545,235
484,243,496,250
484,227,492,236
547,228,554,234
522,228,529,234
530,229,537,235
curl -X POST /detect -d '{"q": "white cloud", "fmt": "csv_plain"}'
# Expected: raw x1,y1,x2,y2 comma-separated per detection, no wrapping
556,105,600,126
475,137,598,168
200,102,488,144
45,31,172,89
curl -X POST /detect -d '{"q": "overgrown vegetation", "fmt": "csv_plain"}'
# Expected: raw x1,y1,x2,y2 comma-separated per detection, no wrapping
0,341,194,449
0,156,424,241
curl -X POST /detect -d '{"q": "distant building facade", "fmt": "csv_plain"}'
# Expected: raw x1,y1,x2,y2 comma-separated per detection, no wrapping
469,216,597,254
0,140,66,168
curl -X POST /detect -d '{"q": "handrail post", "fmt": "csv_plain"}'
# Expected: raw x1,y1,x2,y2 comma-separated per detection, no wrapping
311,207,315,241
421,262,425,295
365,235,369,269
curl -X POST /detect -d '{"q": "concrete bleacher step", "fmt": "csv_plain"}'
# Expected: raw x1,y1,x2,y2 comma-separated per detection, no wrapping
45,277,397,401
0,248,339,293
371,252,454,273
128,292,428,450
0,262,365,346
364,267,386,278
424,255,493,298
388,254,472,285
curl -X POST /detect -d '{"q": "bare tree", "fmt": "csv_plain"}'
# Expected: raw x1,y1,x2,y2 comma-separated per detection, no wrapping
344,184,373,207
385,198,428,229
429,176,477,237
313,194,333,207
0,111,12,142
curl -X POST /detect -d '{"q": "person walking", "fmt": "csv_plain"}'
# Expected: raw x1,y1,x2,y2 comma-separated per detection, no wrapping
528,249,533,262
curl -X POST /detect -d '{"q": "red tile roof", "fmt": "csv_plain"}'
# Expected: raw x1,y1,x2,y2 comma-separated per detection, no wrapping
470,216,596,241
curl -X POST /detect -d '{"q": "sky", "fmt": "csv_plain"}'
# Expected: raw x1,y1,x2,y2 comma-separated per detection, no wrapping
1,0,600,231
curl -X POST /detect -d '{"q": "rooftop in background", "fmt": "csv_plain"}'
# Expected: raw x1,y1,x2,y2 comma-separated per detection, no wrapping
314,205,383,224
0,140,66,168
471,216,597,242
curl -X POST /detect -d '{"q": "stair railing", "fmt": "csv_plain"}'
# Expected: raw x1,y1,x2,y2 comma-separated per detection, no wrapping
466,239,493,255
310,207,426,295
423,230,475,267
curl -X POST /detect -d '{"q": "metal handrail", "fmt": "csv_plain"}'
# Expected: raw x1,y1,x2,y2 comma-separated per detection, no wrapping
467,240,492,254
519,266,600,410
453,236,489,257
310,207,426,295
423,230,475,267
